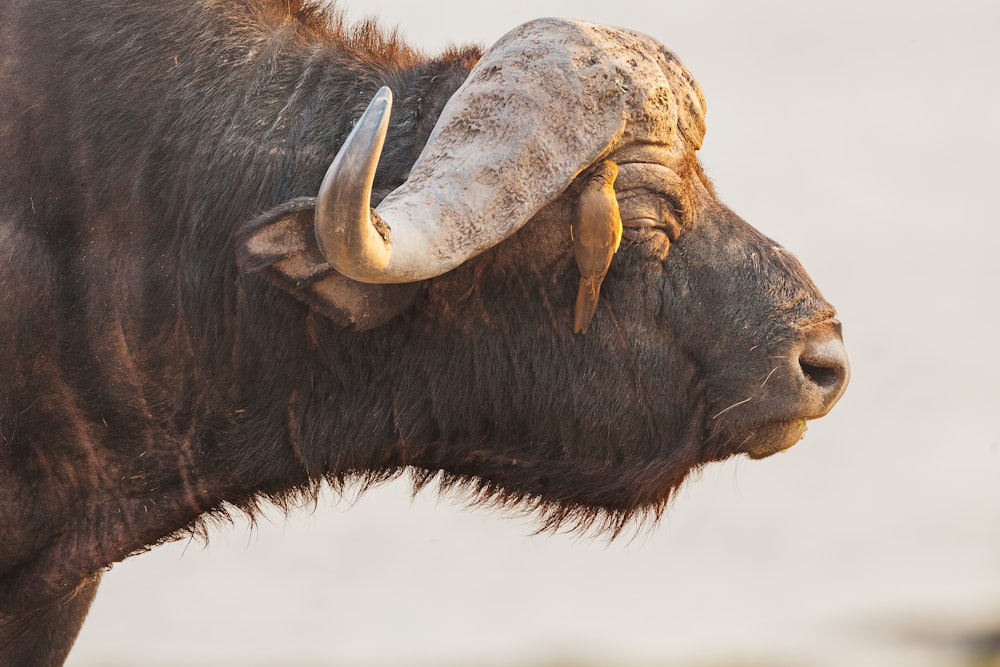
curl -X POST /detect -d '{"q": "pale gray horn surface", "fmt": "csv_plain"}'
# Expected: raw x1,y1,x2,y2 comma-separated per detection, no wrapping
315,18,703,284
315,86,394,279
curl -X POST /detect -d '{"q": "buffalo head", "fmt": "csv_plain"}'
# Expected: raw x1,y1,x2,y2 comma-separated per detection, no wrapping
239,18,848,532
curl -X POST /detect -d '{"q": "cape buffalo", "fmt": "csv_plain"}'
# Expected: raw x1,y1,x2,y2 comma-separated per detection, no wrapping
0,1,849,663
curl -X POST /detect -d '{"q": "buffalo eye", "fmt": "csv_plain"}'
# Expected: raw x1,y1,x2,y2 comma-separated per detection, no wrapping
618,189,684,247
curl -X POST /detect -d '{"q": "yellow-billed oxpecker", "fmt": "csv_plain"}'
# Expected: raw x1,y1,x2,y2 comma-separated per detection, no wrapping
570,160,622,334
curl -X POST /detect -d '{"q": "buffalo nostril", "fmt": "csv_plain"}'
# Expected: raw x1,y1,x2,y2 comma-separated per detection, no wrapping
798,323,850,413
800,359,840,389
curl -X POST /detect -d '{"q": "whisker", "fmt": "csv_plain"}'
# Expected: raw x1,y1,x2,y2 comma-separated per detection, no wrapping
759,366,780,388
712,396,752,419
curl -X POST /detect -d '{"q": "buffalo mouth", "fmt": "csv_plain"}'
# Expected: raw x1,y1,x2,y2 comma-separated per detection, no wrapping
719,319,850,460
736,418,810,459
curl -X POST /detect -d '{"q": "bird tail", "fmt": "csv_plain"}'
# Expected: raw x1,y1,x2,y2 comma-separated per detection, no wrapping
574,276,601,334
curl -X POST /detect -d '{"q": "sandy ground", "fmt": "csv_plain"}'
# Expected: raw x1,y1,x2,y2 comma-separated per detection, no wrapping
66,1,1000,665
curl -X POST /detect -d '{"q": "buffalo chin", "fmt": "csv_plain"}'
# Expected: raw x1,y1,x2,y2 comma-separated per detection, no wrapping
738,419,809,459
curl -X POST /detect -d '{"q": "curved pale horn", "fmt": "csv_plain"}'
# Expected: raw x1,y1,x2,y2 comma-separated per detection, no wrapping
316,18,701,284
314,86,394,277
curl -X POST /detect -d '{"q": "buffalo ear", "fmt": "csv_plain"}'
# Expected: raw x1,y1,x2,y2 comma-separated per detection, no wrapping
236,197,422,331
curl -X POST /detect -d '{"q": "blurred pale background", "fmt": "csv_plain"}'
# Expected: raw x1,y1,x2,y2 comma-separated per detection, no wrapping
67,1,1000,666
